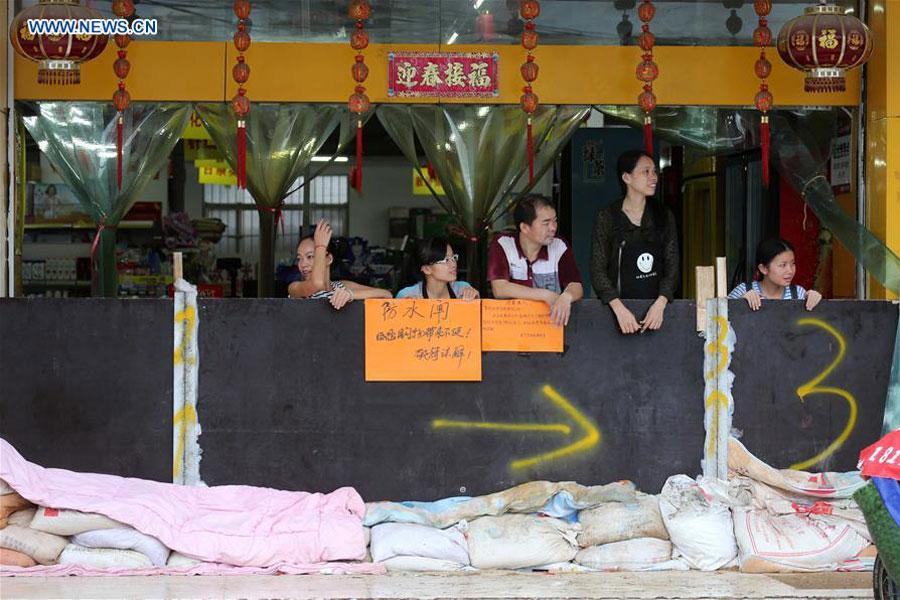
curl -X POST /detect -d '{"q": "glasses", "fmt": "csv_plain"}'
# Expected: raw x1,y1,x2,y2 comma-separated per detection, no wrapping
431,254,459,266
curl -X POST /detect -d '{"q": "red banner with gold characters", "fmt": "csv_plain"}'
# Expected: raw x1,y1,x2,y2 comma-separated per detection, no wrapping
388,51,499,98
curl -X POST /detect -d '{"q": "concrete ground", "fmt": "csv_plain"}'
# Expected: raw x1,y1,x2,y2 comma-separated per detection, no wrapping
0,571,875,600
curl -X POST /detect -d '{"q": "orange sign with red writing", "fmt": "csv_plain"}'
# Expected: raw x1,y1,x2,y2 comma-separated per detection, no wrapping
365,299,482,381
481,299,564,352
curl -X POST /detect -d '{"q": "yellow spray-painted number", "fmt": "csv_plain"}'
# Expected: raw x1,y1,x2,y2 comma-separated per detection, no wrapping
431,384,600,471
704,316,731,456
790,318,858,471
172,403,198,479
705,316,730,381
173,306,197,365
173,304,198,478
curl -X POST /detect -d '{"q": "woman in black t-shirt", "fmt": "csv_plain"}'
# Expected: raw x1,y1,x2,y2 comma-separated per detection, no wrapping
590,150,679,334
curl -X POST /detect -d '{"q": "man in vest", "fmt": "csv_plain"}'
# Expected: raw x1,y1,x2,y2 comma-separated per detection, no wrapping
487,195,584,327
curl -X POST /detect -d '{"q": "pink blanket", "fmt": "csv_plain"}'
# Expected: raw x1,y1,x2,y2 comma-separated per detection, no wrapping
0,438,380,571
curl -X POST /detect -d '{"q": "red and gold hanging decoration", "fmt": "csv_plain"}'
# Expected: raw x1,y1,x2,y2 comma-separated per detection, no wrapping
9,0,109,85
753,0,773,187
232,0,252,189
636,0,657,156
520,0,540,185
777,0,872,93
111,0,134,191
348,0,371,193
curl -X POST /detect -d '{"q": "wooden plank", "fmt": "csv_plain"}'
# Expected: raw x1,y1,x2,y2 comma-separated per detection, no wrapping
716,257,728,298
173,252,183,281
696,266,715,332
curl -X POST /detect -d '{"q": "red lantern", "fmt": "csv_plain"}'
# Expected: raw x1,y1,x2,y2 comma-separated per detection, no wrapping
755,87,773,112
351,60,369,84
231,1,252,189
348,0,371,21
754,0,773,186
636,59,659,82
113,56,130,80
233,61,250,84
521,29,539,50
233,0,251,20
753,24,772,47
637,30,655,51
348,0,371,193
755,56,772,79
638,88,657,113
520,0,541,185
350,30,369,51
777,2,872,93
520,90,539,114
520,0,540,20
754,0,772,16
233,30,251,52
520,59,539,83
9,0,109,85
636,0,657,155
112,88,131,112
231,92,250,118
112,0,135,18
349,92,371,114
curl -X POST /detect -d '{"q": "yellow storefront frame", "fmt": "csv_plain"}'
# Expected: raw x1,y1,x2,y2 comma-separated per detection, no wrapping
15,42,860,106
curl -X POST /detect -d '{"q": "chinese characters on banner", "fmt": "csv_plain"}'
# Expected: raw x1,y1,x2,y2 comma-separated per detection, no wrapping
388,52,499,98
365,299,482,381
196,159,237,186
412,169,446,196
482,299,564,352
365,299,565,381
830,134,851,193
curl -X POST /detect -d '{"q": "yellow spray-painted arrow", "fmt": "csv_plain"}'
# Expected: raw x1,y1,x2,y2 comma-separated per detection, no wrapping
431,384,600,471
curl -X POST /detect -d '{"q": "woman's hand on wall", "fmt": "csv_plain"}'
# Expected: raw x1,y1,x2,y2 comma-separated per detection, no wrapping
459,286,480,302
330,287,354,310
610,299,640,335
640,297,668,332
743,289,762,311
805,290,823,311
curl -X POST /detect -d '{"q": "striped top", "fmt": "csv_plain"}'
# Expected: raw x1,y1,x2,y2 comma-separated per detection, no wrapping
298,280,347,300
728,280,806,300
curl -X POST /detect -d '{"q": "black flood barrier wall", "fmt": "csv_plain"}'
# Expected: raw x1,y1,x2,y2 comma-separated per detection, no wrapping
729,300,898,473
0,298,894,501
0,299,172,482
195,299,705,500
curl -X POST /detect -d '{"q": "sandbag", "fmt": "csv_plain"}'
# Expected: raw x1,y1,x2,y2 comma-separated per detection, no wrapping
58,544,153,569
166,551,203,568
733,507,870,573
380,555,469,572
577,494,667,547
659,475,737,571
30,506,123,536
0,493,33,528
575,538,673,571
72,527,171,566
0,524,67,565
7,508,36,527
370,522,469,565
467,514,579,570
0,548,37,567
728,437,865,498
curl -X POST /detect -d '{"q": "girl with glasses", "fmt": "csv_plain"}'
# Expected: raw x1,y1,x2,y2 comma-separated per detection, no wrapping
396,237,480,300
